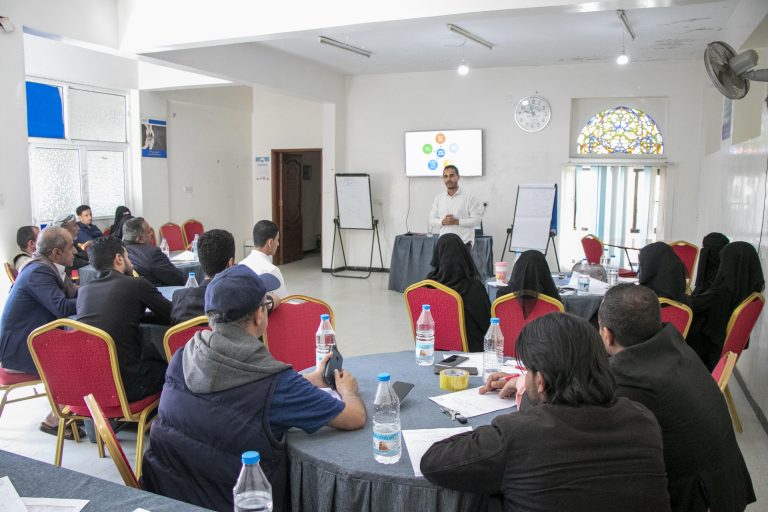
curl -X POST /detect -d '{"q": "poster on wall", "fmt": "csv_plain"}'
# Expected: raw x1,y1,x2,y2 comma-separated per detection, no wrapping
142,119,167,158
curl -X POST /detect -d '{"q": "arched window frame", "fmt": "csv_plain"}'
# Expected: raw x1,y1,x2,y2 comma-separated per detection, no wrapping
576,106,664,156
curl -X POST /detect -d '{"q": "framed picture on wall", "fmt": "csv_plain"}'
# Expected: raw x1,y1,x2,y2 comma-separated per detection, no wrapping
303,165,312,180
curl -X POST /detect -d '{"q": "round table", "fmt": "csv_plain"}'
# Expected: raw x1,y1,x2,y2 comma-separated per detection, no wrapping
287,350,508,512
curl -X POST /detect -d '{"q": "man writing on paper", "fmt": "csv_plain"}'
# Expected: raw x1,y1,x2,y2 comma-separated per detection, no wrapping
421,313,671,512
428,165,483,246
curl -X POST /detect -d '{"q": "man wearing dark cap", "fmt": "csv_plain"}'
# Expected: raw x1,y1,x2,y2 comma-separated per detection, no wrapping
141,266,366,512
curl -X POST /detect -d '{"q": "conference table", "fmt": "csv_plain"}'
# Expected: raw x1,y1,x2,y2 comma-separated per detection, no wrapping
77,255,202,286
388,234,494,293
287,350,509,512
0,449,212,511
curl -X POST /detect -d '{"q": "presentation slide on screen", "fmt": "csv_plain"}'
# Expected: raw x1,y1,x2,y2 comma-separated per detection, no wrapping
404,129,483,177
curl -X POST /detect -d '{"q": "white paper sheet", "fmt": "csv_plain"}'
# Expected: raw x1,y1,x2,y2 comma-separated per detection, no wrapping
170,250,196,262
21,498,89,512
0,477,27,512
319,387,342,401
568,272,610,296
402,427,473,477
429,386,517,418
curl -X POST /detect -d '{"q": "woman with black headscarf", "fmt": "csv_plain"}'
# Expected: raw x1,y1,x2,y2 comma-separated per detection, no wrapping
110,206,132,240
638,242,688,304
688,241,765,370
426,233,491,352
692,232,730,296
495,250,561,318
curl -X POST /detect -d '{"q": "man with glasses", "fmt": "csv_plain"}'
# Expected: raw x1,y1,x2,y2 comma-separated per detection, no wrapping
141,265,366,512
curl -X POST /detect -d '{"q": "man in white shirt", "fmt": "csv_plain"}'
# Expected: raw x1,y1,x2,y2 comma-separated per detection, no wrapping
240,220,288,306
429,165,483,245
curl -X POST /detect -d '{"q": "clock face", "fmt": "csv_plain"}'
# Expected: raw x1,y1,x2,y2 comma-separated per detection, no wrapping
515,96,551,132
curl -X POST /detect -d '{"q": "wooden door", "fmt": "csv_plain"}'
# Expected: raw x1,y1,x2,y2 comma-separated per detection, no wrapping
277,153,304,264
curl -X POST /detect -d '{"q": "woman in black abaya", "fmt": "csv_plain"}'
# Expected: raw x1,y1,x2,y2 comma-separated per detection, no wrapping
426,234,491,352
495,250,561,318
692,232,730,296
110,206,132,240
638,242,689,304
688,241,764,370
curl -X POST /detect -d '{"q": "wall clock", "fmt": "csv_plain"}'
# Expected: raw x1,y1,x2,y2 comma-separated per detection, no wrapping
514,95,551,132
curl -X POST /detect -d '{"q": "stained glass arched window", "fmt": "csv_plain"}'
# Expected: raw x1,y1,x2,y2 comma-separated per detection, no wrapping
577,106,663,155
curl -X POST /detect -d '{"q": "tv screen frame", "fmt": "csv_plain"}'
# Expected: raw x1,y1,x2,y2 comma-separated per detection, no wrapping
404,129,483,177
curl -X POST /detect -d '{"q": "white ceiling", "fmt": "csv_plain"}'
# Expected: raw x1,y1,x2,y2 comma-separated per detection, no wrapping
237,2,740,75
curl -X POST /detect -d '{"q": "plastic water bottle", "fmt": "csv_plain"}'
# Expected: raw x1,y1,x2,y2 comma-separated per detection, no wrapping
185,272,198,288
160,237,170,258
373,373,401,464
415,305,435,366
483,318,504,381
607,256,619,286
191,234,200,260
315,314,336,365
233,451,273,512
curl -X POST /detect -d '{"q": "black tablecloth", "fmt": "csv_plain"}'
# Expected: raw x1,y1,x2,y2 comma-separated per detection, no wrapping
287,350,509,512
485,279,604,321
388,235,493,293
0,449,212,511
78,261,202,286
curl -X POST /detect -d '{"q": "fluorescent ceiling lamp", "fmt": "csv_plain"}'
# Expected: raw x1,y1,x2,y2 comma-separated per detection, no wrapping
318,36,372,58
617,10,636,41
447,24,494,50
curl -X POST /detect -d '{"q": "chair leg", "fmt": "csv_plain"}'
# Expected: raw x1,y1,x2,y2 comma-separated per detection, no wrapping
95,427,105,458
54,420,66,466
70,419,81,443
0,389,8,419
724,385,743,433
135,416,147,480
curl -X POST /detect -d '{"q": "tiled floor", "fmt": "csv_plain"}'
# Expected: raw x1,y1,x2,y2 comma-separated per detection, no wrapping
1,252,766,509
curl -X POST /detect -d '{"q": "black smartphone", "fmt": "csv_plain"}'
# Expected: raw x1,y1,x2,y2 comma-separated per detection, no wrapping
439,355,468,366
322,346,343,390
392,381,415,404
433,365,479,375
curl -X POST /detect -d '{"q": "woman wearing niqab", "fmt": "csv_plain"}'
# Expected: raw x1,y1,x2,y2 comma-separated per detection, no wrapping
691,232,730,296
495,250,561,318
638,242,689,304
110,206,133,240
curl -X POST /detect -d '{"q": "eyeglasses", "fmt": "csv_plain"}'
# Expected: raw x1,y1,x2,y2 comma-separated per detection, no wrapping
259,297,274,313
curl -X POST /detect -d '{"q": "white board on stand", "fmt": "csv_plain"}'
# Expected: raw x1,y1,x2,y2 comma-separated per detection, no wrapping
335,174,373,230
509,184,556,252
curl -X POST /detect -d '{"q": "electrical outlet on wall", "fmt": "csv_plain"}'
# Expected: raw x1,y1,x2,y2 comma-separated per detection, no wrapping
183,185,193,194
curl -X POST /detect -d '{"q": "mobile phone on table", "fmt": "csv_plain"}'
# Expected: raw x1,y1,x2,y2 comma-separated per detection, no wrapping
439,354,468,366
322,346,343,390
392,381,415,404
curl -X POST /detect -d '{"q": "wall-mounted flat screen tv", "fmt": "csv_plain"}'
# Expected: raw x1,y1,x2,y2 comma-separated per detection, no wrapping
404,129,483,177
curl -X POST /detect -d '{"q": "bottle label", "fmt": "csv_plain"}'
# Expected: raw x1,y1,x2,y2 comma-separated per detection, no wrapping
373,430,400,456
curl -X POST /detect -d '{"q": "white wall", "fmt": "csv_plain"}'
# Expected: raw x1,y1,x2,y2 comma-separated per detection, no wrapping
341,60,704,269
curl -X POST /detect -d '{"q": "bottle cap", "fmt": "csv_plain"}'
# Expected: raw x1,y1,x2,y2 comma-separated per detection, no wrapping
377,372,391,382
490,317,500,325
188,273,195,279
421,304,430,310
241,451,260,464
321,314,330,320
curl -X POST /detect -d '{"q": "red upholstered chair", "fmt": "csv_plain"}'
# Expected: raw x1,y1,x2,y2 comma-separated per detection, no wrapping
148,227,157,247
718,292,765,432
404,280,468,352
182,219,204,249
581,234,636,277
102,227,111,237
659,298,693,339
4,262,18,284
712,351,738,393
159,223,185,252
264,295,334,371
491,293,564,357
668,240,698,290
163,316,210,362
27,319,159,477
0,368,46,419
83,393,140,489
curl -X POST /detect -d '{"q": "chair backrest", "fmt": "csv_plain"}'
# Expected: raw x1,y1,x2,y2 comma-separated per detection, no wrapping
163,316,210,362
668,240,699,282
102,227,112,237
4,262,17,284
491,293,564,357
722,292,765,359
711,351,738,393
27,319,131,419
264,295,334,371
182,219,204,249
404,280,468,352
581,235,604,264
83,393,140,488
159,223,185,252
659,298,693,339
148,227,157,247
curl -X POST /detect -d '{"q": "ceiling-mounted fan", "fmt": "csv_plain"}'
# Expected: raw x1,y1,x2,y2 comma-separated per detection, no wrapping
704,41,768,99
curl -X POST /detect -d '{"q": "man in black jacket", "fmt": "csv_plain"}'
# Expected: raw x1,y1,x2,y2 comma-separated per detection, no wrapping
421,313,671,512
76,236,171,401
599,284,755,512
122,217,184,286
171,229,235,324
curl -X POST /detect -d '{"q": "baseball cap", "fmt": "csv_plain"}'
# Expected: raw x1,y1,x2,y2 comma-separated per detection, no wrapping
204,265,281,321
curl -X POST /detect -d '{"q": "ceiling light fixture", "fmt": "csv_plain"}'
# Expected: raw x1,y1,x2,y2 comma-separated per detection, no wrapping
457,62,470,75
616,10,636,41
318,36,372,58
447,24,494,50
615,10,634,65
